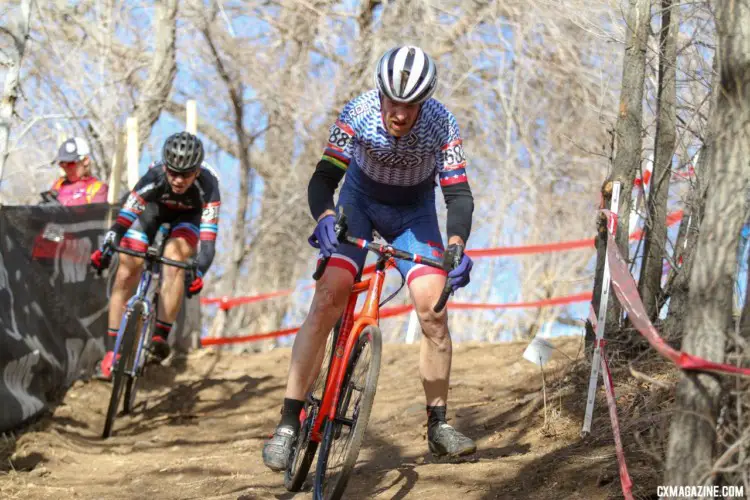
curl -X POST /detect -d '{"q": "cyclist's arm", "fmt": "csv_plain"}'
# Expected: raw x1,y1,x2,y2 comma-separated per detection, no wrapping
308,115,356,221
109,168,160,239
196,168,221,275
437,114,474,244
308,159,345,221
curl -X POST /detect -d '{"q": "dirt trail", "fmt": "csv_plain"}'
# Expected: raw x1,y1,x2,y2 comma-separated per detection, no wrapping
1,338,628,499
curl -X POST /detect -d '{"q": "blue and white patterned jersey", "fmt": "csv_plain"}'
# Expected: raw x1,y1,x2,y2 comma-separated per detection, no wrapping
321,89,468,204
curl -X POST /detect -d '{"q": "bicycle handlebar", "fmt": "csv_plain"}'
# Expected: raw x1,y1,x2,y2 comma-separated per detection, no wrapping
311,213,461,313
111,245,196,271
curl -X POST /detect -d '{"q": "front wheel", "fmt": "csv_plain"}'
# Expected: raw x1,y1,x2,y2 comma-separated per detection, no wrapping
123,309,153,414
102,302,144,439
313,325,382,500
285,323,340,492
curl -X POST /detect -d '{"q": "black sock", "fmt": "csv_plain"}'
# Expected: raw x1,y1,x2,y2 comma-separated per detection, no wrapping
155,320,173,341
280,398,305,432
427,405,447,435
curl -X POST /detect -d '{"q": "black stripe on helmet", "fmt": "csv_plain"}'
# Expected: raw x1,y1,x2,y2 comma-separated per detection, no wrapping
399,48,416,96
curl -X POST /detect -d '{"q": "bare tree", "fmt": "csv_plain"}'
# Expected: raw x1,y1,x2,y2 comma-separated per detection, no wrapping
590,0,651,347
638,0,678,320
665,0,750,487
0,0,32,201
130,0,178,154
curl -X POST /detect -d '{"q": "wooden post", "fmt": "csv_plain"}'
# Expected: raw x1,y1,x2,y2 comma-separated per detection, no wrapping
126,117,139,190
185,99,199,349
106,130,125,225
108,131,125,203
186,100,197,134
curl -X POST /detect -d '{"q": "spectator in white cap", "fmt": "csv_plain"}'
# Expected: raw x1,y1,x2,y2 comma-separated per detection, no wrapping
49,137,109,206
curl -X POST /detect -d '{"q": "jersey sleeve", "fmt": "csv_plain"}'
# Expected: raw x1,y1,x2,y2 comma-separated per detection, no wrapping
436,112,469,188
320,103,357,173
437,111,474,243
111,167,160,237
196,166,221,276
199,168,221,243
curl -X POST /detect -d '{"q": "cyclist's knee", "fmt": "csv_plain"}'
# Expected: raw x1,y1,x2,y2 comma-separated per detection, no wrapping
162,261,185,283
114,255,141,287
309,270,352,320
163,237,195,261
415,302,448,339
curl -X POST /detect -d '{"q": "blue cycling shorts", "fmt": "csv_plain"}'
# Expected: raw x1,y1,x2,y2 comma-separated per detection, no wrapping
327,182,447,285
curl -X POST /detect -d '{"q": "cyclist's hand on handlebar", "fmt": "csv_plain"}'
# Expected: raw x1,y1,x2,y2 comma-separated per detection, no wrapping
90,248,110,271
308,214,339,258
187,270,204,296
446,244,473,291
90,231,118,272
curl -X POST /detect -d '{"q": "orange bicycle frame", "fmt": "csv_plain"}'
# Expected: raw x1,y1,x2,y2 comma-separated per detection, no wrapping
310,265,387,442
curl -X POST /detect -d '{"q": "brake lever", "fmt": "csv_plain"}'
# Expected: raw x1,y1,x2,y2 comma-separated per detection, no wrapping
433,245,464,313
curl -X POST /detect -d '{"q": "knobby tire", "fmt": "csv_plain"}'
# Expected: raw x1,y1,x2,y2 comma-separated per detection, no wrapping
102,302,144,439
313,325,382,500
285,322,341,491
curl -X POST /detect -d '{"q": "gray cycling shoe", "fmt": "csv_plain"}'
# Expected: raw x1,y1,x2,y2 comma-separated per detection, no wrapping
428,423,477,458
262,424,297,471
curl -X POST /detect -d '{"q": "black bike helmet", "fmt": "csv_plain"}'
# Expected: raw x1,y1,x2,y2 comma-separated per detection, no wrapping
162,132,204,172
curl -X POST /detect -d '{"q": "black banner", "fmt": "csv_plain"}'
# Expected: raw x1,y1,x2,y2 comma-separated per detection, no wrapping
0,204,202,433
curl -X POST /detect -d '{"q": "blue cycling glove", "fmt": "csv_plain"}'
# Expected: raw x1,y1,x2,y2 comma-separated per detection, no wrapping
447,249,473,291
308,214,339,258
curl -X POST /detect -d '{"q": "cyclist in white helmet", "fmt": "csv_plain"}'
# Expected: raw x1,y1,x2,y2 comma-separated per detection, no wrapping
263,46,476,471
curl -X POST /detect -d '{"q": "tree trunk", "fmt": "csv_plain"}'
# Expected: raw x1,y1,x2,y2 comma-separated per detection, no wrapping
599,0,651,345
0,0,33,201
132,0,178,153
200,20,253,300
233,186,309,342
612,0,651,263
662,63,719,344
665,0,750,487
638,0,678,320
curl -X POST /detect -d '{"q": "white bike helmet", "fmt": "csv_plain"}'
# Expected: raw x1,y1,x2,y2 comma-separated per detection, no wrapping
375,46,437,105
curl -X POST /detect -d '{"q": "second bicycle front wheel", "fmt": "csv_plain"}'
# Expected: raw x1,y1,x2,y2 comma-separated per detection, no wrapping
313,324,382,500
124,305,154,414
102,301,144,439
122,315,148,414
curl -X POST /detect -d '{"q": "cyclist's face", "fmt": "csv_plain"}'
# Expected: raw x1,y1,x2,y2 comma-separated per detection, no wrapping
164,166,198,194
381,97,420,137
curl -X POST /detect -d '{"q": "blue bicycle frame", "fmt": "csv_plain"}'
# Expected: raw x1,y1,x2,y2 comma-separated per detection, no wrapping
110,248,162,378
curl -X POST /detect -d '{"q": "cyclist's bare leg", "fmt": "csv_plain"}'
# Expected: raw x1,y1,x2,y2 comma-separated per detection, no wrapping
408,273,451,407
409,272,476,457
157,237,195,324
264,266,354,470
108,254,143,332
285,266,354,400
